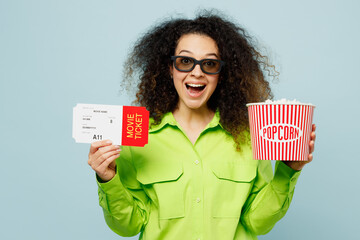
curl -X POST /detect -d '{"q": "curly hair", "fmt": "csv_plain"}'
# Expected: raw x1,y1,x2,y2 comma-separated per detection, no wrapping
122,11,277,150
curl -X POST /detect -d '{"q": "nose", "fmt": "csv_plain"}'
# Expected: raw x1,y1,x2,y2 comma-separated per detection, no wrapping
190,64,204,77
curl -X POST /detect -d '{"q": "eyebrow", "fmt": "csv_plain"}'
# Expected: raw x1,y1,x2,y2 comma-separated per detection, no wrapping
178,50,219,58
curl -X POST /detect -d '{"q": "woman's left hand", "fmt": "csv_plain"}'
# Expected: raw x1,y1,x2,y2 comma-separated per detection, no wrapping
283,124,316,171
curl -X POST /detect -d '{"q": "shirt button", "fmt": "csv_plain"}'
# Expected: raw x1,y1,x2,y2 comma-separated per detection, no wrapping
196,198,201,203
194,160,200,165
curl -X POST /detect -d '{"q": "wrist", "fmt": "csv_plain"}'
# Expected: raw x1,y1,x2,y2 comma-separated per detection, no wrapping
96,173,115,183
283,161,304,171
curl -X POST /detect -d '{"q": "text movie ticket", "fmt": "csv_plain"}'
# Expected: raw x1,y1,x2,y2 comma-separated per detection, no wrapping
72,104,149,147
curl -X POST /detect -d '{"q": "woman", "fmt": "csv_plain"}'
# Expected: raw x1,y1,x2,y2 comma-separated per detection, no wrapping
88,12,316,240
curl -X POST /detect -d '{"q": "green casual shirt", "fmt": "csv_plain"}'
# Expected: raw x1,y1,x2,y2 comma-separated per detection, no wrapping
97,111,301,240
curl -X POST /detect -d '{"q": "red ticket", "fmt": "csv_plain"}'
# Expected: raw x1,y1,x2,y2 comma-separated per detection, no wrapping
121,106,149,147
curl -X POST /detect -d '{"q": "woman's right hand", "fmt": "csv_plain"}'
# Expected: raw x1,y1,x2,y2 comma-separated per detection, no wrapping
88,140,121,182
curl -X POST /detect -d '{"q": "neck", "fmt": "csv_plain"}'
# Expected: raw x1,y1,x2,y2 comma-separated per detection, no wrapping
172,103,215,130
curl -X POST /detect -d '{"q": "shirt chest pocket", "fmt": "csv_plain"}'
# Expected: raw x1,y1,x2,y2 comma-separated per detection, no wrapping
210,161,257,218
135,159,185,220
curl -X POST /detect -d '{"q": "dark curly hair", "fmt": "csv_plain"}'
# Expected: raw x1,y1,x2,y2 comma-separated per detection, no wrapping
122,11,277,150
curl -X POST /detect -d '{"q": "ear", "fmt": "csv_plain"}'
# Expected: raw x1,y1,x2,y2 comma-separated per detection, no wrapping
169,65,173,78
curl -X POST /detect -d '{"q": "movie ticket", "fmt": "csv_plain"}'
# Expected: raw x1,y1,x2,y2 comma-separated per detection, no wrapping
72,104,149,147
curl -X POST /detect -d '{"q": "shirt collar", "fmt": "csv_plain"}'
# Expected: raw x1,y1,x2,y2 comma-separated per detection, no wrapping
149,110,223,133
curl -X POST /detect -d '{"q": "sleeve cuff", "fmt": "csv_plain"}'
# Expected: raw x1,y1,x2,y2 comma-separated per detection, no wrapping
271,161,301,193
97,173,122,194
96,173,134,210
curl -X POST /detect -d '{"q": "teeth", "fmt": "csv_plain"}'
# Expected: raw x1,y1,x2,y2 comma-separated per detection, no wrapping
187,83,205,87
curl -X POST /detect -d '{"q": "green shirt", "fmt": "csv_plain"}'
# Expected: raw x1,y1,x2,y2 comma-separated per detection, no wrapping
97,111,301,240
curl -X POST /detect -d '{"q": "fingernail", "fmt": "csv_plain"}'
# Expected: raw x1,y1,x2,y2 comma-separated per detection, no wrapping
106,140,112,144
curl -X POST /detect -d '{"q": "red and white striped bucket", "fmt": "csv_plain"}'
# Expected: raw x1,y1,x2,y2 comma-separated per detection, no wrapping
246,102,315,161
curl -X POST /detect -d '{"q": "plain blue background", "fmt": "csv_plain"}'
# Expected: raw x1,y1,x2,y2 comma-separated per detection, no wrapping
1,0,359,239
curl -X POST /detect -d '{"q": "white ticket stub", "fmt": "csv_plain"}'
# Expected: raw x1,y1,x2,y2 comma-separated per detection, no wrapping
72,104,149,146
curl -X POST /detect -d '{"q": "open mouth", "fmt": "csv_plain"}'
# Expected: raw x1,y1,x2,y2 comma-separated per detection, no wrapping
185,83,206,93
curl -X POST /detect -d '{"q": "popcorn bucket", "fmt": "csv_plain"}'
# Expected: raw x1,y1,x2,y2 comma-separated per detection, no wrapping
246,102,315,161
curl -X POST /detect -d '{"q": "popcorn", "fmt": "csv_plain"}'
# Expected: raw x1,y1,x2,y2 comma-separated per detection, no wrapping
246,100,315,161
264,99,313,105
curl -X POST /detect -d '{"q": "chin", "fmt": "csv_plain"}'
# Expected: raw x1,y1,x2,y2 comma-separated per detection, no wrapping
183,99,208,110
